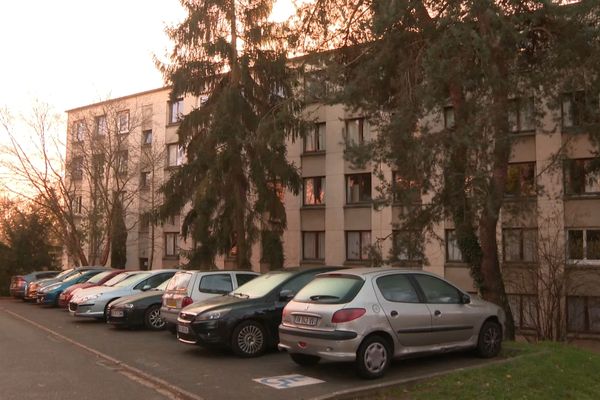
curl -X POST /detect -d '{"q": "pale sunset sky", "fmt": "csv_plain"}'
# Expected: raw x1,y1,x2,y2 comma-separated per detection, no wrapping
0,0,295,194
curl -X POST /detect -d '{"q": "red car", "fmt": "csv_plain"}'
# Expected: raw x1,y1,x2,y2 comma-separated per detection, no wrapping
58,270,127,308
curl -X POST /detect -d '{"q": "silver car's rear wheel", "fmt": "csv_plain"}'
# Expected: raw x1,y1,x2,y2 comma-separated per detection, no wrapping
231,320,267,357
356,335,391,379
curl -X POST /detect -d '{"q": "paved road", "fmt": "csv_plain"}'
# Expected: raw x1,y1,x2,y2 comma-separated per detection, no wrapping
1,299,492,400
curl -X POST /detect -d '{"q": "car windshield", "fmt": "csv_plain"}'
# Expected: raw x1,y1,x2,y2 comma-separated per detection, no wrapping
63,272,85,283
166,272,192,291
294,274,365,304
231,271,293,299
156,280,169,291
112,273,151,288
54,268,74,280
86,271,112,284
104,273,130,286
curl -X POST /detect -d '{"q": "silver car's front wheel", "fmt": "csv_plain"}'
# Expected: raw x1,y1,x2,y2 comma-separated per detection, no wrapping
356,335,391,379
477,320,502,358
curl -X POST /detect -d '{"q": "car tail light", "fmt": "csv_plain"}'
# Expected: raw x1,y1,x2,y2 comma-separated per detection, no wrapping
331,308,366,323
282,306,291,320
181,296,193,308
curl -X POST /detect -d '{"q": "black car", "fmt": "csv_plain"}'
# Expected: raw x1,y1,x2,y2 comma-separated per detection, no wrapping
106,280,169,330
176,267,342,357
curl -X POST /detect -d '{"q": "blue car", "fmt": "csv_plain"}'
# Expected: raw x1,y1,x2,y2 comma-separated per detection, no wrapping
37,269,107,306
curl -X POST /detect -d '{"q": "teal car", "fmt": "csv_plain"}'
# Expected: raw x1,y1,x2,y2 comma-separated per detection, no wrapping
37,269,107,306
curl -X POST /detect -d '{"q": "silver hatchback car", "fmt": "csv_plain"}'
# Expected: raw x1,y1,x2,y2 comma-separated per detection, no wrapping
278,268,505,379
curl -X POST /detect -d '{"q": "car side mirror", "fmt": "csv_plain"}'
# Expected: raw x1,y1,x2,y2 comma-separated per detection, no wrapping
462,294,471,304
141,284,152,291
279,289,295,302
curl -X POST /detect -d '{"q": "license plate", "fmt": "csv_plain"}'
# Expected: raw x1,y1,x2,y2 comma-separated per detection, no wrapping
36,297,42,304
177,324,190,334
110,309,124,317
294,315,318,326
166,298,177,308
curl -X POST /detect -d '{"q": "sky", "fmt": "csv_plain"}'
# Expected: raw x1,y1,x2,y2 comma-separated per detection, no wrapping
0,0,295,196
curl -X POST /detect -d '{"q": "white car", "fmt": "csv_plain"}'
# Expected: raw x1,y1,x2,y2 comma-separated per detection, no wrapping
69,270,178,319
160,270,259,332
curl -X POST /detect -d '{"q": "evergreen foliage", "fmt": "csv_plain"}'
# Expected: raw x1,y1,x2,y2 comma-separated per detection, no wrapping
110,194,127,268
293,0,600,339
159,0,305,269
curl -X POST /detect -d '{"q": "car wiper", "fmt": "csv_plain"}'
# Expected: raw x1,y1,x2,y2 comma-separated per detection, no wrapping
309,295,340,301
232,292,249,299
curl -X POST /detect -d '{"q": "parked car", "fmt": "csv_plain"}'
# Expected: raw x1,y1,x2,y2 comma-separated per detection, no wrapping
58,270,126,308
10,271,59,299
69,270,178,320
24,267,99,301
278,268,505,379
176,267,341,357
36,269,108,306
107,280,171,330
161,270,259,333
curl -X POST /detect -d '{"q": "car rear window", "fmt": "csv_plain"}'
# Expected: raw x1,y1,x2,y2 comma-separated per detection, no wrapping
199,274,232,294
166,272,192,291
294,275,364,304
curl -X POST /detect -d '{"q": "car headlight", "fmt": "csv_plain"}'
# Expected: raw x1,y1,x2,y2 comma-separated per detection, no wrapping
122,303,135,309
195,309,230,321
81,294,101,303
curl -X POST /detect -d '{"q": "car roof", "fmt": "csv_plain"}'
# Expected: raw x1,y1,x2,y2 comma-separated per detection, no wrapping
316,267,440,278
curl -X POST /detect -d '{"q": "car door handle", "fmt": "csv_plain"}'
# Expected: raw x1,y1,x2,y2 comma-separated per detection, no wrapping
434,310,441,316
390,310,398,317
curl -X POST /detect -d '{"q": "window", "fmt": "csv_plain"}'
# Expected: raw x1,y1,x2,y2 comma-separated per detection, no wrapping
413,274,461,304
71,157,83,180
236,273,257,287
303,177,325,205
167,144,184,167
443,106,455,129
346,174,372,204
95,115,107,136
562,91,599,128
116,151,128,175
139,214,150,232
345,118,368,145
142,104,153,130
72,195,82,215
140,171,150,189
503,228,537,262
346,231,371,261
74,120,85,142
144,273,175,289
445,229,463,262
508,294,537,329
376,274,420,303
304,123,326,152
117,110,129,133
392,230,423,261
564,158,600,195
302,231,325,260
508,97,535,133
92,154,105,177
304,71,327,101
567,229,600,261
199,274,233,294
505,162,536,196
165,233,178,257
169,98,184,124
567,296,600,333
392,172,420,203
142,130,152,145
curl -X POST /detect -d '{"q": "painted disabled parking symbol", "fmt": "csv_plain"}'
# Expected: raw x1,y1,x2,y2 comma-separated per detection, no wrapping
254,374,324,389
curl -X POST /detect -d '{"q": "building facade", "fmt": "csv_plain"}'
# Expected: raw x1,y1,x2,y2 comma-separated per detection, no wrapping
65,87,600,336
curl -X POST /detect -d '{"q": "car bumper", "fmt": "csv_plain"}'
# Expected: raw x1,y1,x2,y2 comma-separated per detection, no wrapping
176,319,227,346
37,292,59,305
160,306,180,326
278,325,361,362
70,302,105,318
107,307,144,327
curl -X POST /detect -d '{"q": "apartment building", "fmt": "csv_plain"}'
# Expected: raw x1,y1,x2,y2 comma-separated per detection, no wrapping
65,87,600,336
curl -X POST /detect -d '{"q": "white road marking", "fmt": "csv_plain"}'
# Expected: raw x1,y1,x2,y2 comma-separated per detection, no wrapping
254,374,324,389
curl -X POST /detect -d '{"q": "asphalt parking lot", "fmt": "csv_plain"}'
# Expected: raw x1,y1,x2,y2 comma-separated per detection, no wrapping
1,299,494,400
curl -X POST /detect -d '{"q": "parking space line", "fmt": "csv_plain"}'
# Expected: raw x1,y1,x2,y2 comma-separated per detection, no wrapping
2,308,204,400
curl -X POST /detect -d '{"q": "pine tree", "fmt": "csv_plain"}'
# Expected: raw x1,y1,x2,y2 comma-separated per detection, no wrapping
110,194,127,268
159,0,304,269
293,0,600,339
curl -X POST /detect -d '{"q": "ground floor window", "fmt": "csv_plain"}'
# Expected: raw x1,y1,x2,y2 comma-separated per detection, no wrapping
567,296,600,333
507,294,538,329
